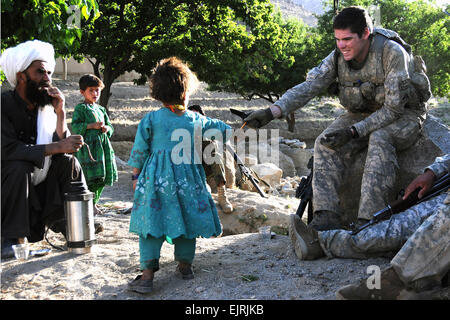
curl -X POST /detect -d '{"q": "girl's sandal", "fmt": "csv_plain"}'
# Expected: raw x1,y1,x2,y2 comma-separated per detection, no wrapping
127,275,153,294
176,262,194,280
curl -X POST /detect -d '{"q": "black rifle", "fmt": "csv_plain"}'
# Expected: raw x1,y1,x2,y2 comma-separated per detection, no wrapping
351,172,450,235
295,156,314,224
225,143,266,198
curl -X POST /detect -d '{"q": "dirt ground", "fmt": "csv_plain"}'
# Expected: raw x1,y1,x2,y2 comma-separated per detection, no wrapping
1,78,448,303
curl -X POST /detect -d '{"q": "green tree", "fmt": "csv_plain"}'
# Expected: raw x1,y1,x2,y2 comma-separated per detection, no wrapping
131,2,322,131
1,0,100,55
77,0,182,109
185,9,322,104
375,0,449,98
78,0,303,110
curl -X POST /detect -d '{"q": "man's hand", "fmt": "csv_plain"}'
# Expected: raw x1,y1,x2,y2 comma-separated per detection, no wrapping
403,169,436,200
45,135,84,155
320,127,354,150
45,86,68,139
243,108,274,129
45,86,65,115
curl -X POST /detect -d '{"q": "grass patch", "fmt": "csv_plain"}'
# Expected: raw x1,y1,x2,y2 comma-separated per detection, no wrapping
241,274,259,282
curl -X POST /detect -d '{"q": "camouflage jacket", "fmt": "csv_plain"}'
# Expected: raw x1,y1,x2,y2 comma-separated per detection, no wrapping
274,30,428,138
427,154,450,179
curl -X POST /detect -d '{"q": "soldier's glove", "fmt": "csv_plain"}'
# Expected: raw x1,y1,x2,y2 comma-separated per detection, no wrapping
320,127,357,150
243,108,274,129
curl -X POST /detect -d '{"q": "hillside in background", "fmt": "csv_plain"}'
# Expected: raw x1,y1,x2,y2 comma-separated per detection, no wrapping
271,0,324,26
292,0,327,14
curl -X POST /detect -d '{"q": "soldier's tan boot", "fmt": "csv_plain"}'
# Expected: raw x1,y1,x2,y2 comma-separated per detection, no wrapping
218,185,233,213
289,214,324,260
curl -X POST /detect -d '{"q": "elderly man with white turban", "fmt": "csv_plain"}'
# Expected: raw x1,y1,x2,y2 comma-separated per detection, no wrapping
1,40,100,259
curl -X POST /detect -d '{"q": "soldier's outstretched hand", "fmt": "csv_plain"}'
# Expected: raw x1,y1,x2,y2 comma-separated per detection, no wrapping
243,108,274,129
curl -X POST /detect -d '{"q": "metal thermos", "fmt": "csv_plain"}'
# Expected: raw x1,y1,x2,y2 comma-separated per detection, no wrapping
64,181,96,254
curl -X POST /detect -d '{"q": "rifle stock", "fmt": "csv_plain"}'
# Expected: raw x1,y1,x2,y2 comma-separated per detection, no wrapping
351,172,449,235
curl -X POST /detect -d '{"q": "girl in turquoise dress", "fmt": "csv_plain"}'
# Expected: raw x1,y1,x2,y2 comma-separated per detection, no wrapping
127,57,231,294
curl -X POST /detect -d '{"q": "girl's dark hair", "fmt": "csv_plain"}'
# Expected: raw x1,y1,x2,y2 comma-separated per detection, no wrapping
79,74,104,91
333,6,373,38
149,57,199,105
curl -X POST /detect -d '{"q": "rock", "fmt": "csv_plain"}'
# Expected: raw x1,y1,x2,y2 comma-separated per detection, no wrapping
110,122,138,142
250,163,283,187
338,117,446,225
282,139,299,145
423,115,450,153
244,154,258,167
291,141,307,149
277,151,297,178
281,138,306,149
114,156,130,170
279,145,314,177
279,182,296,197
212,188,299,235
256,141,296,178
111,141,134,161
277,177,301,198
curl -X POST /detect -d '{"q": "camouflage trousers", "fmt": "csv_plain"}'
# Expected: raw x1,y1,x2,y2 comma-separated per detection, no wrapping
318,191,449,285
312,111,421,220
201,140,227,188
391,192,450,286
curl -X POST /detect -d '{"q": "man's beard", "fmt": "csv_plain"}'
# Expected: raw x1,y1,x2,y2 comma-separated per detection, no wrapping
24,73,53,108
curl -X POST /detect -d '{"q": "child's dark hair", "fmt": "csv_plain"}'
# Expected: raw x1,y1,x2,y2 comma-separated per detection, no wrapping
188,104,205,116
79,74,105,91
149,57,199,105
333,6,373,38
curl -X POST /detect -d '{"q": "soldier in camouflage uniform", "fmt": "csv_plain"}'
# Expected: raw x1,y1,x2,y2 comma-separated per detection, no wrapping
244,6,431,230
289,154,449,299
188,105,233,213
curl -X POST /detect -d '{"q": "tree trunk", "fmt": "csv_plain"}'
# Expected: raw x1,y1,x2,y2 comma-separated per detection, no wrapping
87,58,101,79
100,68,113,114
62,58,68,80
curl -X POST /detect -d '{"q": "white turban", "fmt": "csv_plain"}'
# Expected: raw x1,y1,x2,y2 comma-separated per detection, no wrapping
0,40,56,88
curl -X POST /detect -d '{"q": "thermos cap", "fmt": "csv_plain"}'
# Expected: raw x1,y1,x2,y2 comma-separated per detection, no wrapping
64,181,94,201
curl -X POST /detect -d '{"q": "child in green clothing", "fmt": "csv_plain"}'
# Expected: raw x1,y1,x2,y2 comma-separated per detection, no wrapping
71,74,118,214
